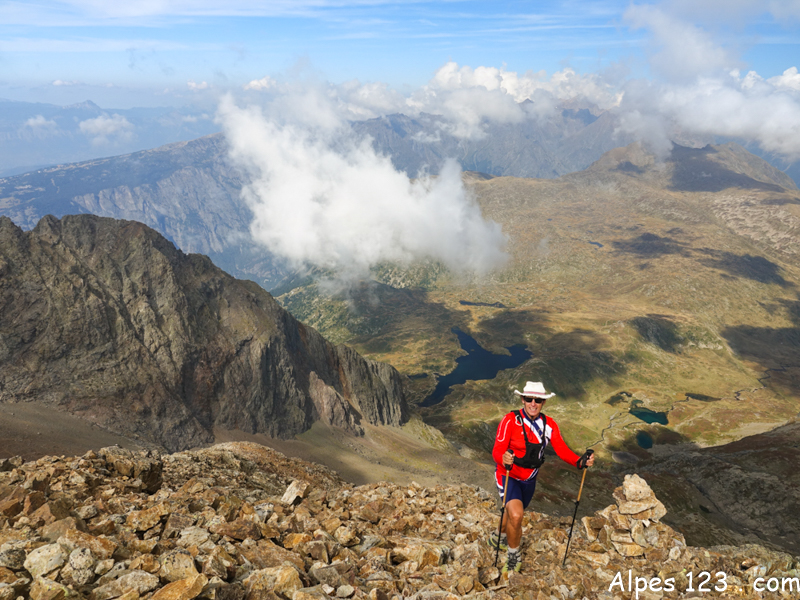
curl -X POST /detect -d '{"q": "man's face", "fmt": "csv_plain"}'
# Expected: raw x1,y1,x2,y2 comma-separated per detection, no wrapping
522,396,544,419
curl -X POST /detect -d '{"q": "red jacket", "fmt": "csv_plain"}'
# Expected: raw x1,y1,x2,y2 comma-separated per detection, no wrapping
492,410,580,484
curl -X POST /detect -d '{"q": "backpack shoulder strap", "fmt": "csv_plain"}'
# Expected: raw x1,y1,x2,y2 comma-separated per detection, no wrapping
531,414,548,447
517,410,531,445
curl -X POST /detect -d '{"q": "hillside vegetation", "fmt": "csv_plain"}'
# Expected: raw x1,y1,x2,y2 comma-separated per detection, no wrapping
279,141,800,482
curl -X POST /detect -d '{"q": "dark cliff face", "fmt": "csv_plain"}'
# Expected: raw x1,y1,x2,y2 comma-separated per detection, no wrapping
0,214,407,451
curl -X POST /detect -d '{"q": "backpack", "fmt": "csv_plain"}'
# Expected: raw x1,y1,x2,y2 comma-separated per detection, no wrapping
512,410,548,469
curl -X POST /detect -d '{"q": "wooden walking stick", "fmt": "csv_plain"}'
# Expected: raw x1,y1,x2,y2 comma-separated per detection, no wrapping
493,468,510,568
563,450,593,566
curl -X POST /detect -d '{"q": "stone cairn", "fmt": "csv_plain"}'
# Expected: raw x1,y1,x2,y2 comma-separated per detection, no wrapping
581,474,678,561
0,445,798,600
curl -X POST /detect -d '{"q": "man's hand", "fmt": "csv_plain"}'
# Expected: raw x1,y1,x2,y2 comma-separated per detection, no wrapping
502,450,514,469
577,449,595,469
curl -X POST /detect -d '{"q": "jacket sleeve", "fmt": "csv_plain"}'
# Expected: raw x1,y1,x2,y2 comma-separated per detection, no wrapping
492,413,514,466
548,419,581,467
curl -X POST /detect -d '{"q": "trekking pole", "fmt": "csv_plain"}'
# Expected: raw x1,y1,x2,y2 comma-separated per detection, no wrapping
563,450,593,566
493,468,510,568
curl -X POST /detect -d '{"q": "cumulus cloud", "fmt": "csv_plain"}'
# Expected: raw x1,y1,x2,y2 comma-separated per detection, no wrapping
78,113,135,146
188,80,209,90
21,115,59,139
243,76,276,91
609,3,800,159
217,92,508,280
405,62,620,138
769,67,800,92
247,62,620,141
24,115,58,130
615,69,800,159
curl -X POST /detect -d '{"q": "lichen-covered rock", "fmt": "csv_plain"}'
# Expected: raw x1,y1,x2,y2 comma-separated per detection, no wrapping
90,570,160,600
29,577,75,600
151,573,207,600
245,566,303,598
0,548,25,571
23,544,67,579
282,481,311,506
159,549,199,583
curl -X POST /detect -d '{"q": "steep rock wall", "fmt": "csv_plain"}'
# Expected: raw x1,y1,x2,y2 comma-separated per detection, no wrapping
0,214,407,451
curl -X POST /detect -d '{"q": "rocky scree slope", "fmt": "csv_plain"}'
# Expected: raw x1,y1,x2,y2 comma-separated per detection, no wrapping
0,215,406,451
0,443,798,600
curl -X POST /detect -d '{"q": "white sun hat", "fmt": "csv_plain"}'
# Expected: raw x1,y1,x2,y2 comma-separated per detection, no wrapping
513,381,556,399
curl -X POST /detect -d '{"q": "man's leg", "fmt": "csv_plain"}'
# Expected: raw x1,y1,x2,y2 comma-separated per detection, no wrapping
501,499,524,549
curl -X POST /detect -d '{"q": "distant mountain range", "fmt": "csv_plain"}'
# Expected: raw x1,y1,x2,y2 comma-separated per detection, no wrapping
351,108,640,178
0,105,777,291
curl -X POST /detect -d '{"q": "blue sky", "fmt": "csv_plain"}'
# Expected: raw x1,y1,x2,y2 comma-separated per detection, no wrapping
1,0,798,109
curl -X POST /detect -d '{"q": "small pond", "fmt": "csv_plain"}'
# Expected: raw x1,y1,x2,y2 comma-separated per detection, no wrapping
629,400,669,425
421,328,532,407
636,431,654,449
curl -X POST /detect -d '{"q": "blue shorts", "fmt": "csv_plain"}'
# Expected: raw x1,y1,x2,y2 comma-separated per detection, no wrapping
496,474,537,509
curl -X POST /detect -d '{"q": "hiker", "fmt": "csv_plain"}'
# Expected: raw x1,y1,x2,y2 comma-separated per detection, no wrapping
489,381,594,573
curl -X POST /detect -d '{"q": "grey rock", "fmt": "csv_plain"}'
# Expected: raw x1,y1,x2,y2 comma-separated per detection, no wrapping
23,543,67,579
69,547,95,571
0,548,26,570
0,214,407,452
90,569,159,600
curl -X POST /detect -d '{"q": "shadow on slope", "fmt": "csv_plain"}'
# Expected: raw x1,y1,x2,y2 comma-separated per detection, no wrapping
474,310,628,401
637,421,800,554
696,249,793,287
669,145,787,193
611,233,690,257
612,231,793,288
630,315,683,353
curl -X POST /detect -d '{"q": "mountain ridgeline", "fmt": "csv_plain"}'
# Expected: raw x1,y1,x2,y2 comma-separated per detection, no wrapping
0,108,644,291
0,214,407,452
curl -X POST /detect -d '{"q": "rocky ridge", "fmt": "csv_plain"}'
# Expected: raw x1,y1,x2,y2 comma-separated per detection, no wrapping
0,215,407,451
1,442,797,600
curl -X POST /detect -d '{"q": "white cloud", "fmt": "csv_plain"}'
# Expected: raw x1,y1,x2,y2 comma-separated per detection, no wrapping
52,79,81,86
290,62,622,140
408,62,623,138
769,67,800,92
24,115,58,129
78,113,135,145
187,80,210,90
624,5,736,82
243,76,276,91
217,93,508,280
614,70,800,159
21,115,59,139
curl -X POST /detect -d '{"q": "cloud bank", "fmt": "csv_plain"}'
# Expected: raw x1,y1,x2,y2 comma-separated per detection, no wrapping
78,114,135,146
218,93,509,280
616,4,800,158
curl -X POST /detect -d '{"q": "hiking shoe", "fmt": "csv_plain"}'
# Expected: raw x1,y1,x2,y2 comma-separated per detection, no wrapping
487,531,508,551
501,552,521,574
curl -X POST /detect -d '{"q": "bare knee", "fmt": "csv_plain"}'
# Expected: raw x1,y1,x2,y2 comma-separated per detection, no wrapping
506,502,524,526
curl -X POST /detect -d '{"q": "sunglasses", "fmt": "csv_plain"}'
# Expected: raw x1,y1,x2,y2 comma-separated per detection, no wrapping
523,396,545,404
